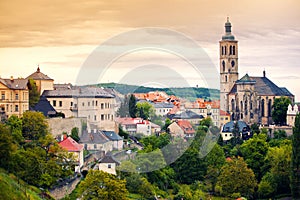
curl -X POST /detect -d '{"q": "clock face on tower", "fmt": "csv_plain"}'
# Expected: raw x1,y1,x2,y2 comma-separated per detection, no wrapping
231,60,235,67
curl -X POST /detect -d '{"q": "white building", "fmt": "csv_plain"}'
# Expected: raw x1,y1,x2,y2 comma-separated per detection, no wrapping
287,104,299,127
43,86,116,131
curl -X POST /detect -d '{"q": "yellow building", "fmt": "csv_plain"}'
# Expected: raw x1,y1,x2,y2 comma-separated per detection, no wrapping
0,77,29,118
26,67,54,95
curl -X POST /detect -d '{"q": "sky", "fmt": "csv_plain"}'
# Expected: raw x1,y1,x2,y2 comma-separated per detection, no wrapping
0,0,300,101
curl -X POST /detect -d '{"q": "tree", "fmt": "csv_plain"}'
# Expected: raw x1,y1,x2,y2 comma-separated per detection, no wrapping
230,121,242,146
129,94,137,118
0,124,16,170
136,101,155,120
264,142,292,195
240,133,269,181
272,96,291,125
27,78,40,107
205,144,226,193
291,113,300,198
77,170,128,200
70,127,80,142
117,95,130,117
6,115,24,143
22,111,49,140
217,157,257,198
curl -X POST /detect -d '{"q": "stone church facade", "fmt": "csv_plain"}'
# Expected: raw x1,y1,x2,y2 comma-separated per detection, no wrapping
220,18,294,125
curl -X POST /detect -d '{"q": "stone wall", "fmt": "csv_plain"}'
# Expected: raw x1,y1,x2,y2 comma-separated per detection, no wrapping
50,176,81,200
47,117,88,137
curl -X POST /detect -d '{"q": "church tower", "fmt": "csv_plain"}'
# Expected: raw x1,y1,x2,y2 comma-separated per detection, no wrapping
220,17,239,112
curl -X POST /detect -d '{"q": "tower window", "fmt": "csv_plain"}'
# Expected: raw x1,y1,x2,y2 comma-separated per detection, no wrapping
231,60,235,67
222,60,225,70
233,46,236,55
224,46,227,55
221,46,224,55
225,75,227,82
230,46,232,55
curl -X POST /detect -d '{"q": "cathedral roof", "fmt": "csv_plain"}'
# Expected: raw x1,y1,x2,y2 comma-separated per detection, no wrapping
26,67,53,80
236,74,256,84
229,73,294,97
250,76,293,96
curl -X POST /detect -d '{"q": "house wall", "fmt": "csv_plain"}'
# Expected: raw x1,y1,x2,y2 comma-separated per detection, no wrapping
99,163,117,175
0,82,29,118
136,123,151,136
83,141,113,153
168,122,184,138
47,96,116,131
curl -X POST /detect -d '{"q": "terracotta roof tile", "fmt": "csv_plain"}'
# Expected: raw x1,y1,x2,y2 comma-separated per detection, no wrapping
59,137,83,152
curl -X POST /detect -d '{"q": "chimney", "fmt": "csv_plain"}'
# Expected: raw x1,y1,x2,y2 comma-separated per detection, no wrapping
263,70,266,77
10,76,14,81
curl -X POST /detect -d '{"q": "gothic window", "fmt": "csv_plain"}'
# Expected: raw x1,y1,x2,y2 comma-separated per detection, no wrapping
231,60,235,67
224,46,227,55
222,60,225,70
240,101,243,112
222,46,224,55
233,46,236,55
231,99,235,111
268,99,272,117
245,100,248,115
261,99,265,117
225,75,227,82
230,45,232,55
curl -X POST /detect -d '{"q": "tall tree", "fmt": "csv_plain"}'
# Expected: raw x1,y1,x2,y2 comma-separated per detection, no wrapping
205,144,226,193
272,96,291,125
0,124,16,170
217,157,257,198
70,127,80,142
78,170,128,200
22,111,48,140
27,78,40,107
117,95,130,117
136,101,155,120
240,133,269,181
129,94,137,118
291,113,300,198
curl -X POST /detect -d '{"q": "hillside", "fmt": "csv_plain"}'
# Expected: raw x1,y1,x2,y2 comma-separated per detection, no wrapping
0,169,49,200
92,83,220,100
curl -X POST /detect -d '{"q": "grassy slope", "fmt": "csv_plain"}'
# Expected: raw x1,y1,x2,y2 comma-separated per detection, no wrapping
0,169,43,200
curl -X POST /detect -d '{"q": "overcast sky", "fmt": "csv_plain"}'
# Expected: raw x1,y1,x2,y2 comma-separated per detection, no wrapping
0,0,299,100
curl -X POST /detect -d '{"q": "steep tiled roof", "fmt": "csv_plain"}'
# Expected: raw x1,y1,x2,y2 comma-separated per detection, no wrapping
221,120,250,133
250,76,293,96
220,110,230,116
176,120,195,135
0,78,28,90
31,96,56,116
26,67,53,80
59,137,83,152
79,131,110,144
43,87,114,98
99,155,120,165
152,102,174,108
102,131,123,141
229,74,294,97
172,110,204,120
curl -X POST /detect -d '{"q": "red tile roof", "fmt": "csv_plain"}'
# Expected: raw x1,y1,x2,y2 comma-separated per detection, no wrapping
176,120,195,135
220,110,230,116
59,137,83,152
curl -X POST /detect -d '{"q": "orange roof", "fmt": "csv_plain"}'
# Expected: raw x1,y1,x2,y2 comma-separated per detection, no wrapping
59,137,83,152
220,110,230,116
177,120,195,135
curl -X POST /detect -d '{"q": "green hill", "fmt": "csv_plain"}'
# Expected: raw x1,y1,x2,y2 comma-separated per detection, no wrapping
92,83,220,101
0,169,50,200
